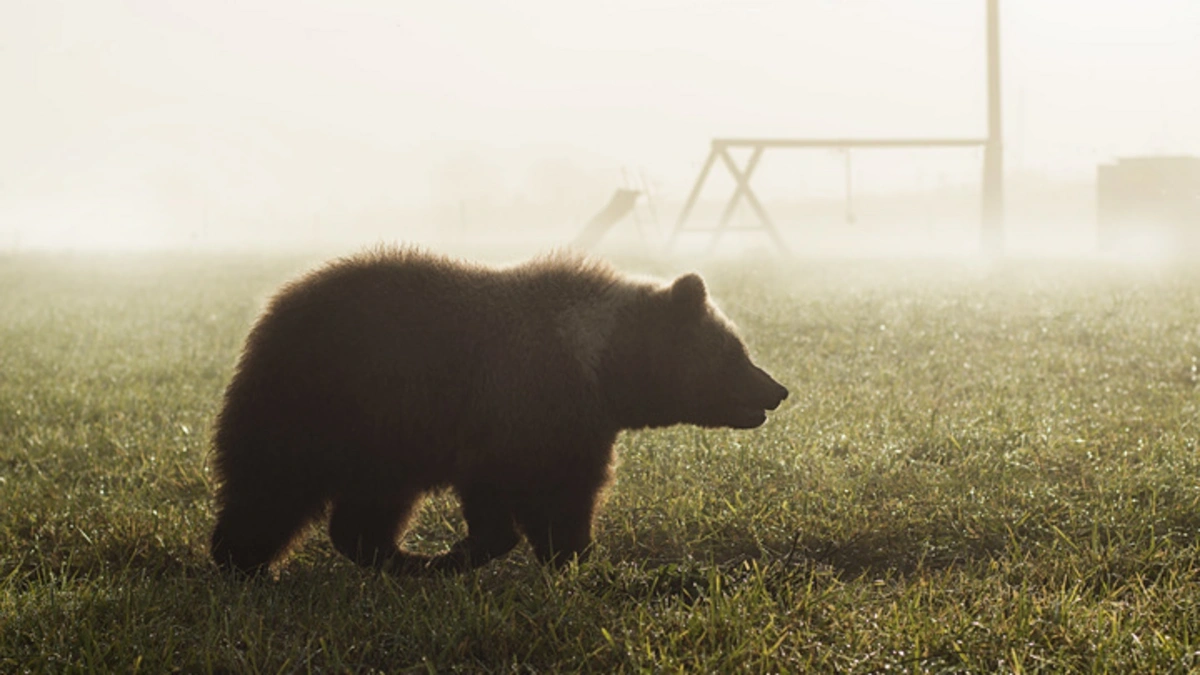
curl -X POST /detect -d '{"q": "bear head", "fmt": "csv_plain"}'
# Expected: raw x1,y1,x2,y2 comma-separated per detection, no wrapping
603,272,789,430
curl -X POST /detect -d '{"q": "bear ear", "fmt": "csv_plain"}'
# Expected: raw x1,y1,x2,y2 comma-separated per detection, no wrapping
669,273,707,313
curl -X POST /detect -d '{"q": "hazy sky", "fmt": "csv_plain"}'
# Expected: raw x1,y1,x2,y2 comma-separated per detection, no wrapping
2,0,1198,246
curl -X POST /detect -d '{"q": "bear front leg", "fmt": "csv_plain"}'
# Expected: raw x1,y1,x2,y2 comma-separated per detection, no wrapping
427,484,520,573
328,491,425,570
513,486,598,568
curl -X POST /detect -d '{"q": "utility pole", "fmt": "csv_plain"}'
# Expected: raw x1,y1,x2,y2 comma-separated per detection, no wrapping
981,0,1005,255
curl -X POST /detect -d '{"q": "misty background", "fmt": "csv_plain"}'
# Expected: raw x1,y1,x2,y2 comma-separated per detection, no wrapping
2,0,1198,253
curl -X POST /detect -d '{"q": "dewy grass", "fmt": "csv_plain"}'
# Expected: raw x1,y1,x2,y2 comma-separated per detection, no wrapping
2,252,1199,672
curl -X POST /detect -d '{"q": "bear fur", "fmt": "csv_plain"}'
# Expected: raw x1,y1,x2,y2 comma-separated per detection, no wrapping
210,248,788,575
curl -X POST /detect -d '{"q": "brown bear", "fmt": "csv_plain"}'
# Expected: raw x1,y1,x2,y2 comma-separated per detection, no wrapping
210,247,788,575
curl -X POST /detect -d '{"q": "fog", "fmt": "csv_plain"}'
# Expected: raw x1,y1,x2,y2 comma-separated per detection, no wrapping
2,1,1198,256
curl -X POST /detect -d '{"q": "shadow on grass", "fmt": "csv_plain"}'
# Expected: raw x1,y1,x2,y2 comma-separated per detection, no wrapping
599,517,1010,586
787,525,1010,578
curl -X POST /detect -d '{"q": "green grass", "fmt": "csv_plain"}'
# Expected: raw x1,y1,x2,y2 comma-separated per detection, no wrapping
2,251,1199,673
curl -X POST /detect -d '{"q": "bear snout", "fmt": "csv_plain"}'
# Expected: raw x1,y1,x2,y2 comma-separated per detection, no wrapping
716,366,788,429
751,365,788,411
765,382,788,410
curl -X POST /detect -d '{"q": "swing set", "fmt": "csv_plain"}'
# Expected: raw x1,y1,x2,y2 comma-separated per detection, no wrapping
667,138,989,253
666,0,1006,255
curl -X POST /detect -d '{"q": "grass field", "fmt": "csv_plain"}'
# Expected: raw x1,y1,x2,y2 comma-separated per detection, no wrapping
2,250,1199,673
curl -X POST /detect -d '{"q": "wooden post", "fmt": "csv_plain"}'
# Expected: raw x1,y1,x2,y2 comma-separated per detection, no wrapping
844,149,855,225
666,145,719,251
981,0,1005,255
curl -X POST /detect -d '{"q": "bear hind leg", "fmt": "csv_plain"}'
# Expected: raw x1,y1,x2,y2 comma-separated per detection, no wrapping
211,487,326,576
328,491,425,571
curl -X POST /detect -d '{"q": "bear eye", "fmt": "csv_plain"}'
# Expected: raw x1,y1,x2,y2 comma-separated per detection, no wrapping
724,341,749,364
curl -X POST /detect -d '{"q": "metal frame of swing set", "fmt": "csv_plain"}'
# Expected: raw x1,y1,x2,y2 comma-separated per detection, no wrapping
666,0,1006,255
666,137,989,253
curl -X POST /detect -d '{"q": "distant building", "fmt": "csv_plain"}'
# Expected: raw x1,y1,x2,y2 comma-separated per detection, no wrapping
1097,156,1200,252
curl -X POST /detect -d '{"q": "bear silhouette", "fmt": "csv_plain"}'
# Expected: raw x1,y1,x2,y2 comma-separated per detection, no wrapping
210,248,788,575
